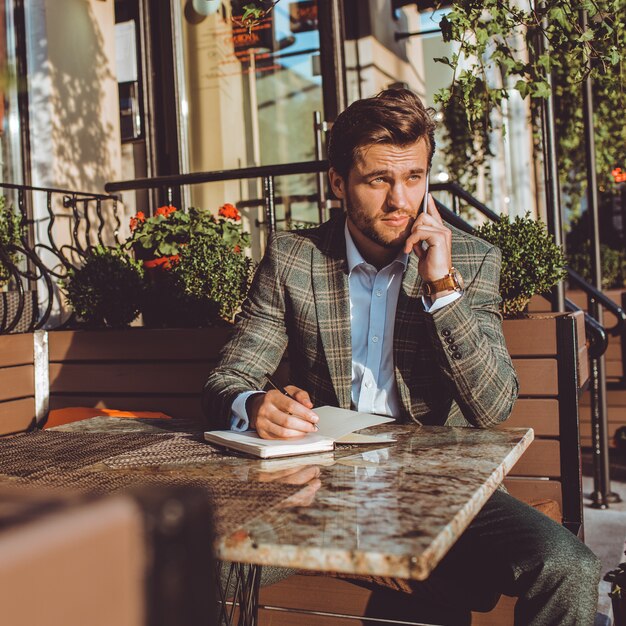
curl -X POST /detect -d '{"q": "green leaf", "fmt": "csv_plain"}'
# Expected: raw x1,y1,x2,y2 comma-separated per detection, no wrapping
532,81,552,99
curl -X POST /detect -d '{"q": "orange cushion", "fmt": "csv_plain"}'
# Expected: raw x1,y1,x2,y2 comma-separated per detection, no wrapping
43,407,172,429
529,498,562,524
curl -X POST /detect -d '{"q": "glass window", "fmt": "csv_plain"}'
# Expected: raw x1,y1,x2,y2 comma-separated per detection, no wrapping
176,0,323,238
0,0,23,185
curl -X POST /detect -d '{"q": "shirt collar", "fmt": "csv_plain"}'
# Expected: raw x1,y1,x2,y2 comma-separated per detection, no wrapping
344,221,409,274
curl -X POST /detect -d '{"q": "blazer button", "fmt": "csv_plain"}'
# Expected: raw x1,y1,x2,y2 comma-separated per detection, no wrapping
453,352,463,360
445,337,454,344
442,329,451,337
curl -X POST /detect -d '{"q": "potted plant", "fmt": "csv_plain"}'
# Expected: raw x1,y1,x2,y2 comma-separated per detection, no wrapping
0,196,38,333
62,246,144,329
125,203,252,327
475,214,588,396
0,196,23,290
474,213,567,318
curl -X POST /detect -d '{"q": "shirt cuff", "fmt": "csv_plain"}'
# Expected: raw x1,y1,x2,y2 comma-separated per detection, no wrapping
230,390,265,431
422,291,463,314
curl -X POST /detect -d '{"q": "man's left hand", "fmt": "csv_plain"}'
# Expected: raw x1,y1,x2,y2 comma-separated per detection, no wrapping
403,194,452,282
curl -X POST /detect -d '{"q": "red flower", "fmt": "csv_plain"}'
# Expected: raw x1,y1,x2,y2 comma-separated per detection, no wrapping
143,254,180,270
155,205,177,218
129,211,146,232
218,203,241,221
234,245,241,254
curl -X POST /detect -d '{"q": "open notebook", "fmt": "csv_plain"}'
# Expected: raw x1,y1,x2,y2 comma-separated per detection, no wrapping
203,406,395,458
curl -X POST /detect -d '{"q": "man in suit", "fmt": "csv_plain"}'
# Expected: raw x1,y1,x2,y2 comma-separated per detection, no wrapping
204,89,600,625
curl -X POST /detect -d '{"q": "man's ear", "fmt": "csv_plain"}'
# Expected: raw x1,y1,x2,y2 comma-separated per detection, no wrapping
328,168,346,199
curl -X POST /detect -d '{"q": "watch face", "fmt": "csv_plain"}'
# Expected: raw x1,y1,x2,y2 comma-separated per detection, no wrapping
452,268,465,291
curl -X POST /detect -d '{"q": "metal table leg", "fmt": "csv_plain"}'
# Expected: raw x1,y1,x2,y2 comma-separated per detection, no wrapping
216,562,262,626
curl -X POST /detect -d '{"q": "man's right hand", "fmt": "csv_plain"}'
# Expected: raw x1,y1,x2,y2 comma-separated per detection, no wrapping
247,386,319,439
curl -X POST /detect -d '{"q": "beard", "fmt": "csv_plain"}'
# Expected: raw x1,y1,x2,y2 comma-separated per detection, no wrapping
345,189,416,250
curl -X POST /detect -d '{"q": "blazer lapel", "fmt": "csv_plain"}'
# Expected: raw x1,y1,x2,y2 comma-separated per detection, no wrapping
311,216,352,409
394,253,424,419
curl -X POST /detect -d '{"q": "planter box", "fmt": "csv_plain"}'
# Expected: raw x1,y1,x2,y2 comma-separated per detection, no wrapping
47,327,234,425
531,289,626,447
529,288,624,382
0,332,37,435
501,311,586,536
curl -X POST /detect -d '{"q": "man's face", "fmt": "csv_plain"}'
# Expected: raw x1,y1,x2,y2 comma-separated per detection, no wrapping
329,140,429,259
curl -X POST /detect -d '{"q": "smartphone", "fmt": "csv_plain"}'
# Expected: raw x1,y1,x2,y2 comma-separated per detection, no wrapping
421,174,430,251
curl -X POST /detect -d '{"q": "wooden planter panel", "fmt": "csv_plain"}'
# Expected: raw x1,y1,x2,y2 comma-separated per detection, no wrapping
257,575,518,626
503,317,557,356
503,478,563,509
49,362,214,395
581,388,626,406
507,440,561,478
580,413,626,448
48,327,232,362
45,328,233,423
0,398,36,436
0,334,34,368
501,399,559,436
513,359,558,396
607,360,622,379
0,365,34,402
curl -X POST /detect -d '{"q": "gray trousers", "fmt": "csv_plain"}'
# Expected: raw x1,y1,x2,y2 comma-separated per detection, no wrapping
361,489,602,626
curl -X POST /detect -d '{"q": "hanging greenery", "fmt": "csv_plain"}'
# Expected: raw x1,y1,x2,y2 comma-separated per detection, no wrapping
434,0,625,211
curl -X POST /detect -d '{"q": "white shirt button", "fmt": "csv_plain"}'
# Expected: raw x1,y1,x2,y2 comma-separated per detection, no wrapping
372,336,379,343
376,289,382,297
365,381,373,388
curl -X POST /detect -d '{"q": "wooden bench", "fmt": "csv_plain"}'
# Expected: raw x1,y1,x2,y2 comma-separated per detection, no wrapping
0,314,587,625
530,290,626,448
0,333,38,435
45,328,227,424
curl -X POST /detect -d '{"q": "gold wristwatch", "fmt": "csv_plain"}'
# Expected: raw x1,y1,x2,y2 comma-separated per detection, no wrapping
423,267,465,296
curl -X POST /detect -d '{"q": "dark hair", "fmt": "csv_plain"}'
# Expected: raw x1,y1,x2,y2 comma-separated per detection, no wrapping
327,88,436,179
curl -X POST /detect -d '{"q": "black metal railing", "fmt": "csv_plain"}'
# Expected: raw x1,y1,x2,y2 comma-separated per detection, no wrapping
105,160,331,231
0,182,121,332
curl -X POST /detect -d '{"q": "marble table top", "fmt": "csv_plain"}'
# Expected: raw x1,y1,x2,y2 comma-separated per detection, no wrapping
47,417,533,581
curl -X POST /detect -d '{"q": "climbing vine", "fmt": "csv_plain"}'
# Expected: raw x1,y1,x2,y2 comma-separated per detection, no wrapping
434,0,625,212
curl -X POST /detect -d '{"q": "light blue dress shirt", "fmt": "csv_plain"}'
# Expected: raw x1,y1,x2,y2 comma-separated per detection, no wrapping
229,223,461,430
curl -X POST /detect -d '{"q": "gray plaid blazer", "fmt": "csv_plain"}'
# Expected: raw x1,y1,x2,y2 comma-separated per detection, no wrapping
203,214,519,430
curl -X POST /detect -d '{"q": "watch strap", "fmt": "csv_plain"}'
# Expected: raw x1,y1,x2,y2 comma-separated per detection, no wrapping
424,268,461,296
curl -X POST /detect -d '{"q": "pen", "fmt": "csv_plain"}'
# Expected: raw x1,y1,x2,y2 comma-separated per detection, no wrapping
265,373,319,430
265,373,296,399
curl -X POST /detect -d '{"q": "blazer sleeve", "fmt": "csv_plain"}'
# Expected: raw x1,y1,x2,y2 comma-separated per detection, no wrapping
424,246,519,428
202,234,289,429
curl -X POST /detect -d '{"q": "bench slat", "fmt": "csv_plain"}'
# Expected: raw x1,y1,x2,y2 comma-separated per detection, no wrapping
508,440,561,478
0,397,36,435
513,359,558,396
48,328,232,362
0,365,35,402
503,399,559,436
0,334,33,368
49,362,215,394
